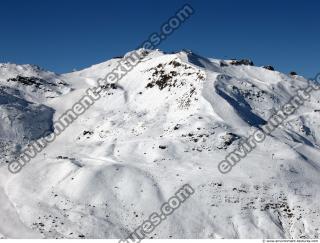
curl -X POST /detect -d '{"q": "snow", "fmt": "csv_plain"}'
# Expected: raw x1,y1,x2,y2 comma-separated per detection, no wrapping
0,49,320,239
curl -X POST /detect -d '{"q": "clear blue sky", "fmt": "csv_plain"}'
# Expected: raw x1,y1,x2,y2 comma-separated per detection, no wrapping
1,0,319,77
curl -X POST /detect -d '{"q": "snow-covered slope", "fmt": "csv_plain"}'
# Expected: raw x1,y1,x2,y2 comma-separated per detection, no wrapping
1,50,320,239
0,64,71,167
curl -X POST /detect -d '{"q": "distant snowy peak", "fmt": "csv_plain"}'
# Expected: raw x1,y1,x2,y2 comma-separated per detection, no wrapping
0,63,69,152
0,63,58,82
0,63,70,103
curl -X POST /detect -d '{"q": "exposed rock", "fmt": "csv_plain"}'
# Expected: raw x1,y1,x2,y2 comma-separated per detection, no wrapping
220,61,228,67
262,65,275,71
230,59,254,66
290,71,298,76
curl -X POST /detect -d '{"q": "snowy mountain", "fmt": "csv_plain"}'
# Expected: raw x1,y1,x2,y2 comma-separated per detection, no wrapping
0,49,320,239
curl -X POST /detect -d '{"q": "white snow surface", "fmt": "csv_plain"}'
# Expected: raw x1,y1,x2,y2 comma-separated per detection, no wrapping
0,50,320,239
